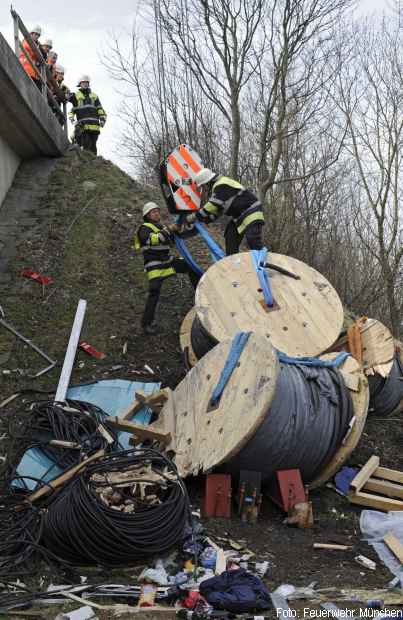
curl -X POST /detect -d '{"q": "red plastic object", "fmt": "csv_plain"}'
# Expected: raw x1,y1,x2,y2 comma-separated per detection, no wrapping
203,474,232,518
268,469,306,512
21,269,53,286
79,341,106,360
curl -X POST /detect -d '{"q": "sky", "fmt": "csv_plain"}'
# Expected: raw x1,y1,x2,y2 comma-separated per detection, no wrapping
0,0,393,178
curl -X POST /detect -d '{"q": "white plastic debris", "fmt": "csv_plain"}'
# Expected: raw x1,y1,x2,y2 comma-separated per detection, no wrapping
55,605,97,620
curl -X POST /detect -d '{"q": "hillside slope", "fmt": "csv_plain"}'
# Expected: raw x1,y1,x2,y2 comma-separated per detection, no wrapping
0,148,210,394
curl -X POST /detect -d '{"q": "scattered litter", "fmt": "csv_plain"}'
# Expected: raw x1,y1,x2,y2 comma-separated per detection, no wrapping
21,268,53,285
139,560,169,585
55,606,97,620
144,364,155,375
360,510,403,580
355,554,376,570
255,561,270,577
122,341,128,355
313,543,352,551
79,342,106,360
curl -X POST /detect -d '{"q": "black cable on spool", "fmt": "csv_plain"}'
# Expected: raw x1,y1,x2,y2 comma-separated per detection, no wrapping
41,448,189,567
368,353,403,416
190,314,218,359
226,363,354,484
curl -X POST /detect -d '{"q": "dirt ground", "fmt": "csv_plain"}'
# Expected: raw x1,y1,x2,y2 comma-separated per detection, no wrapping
0,150,402,618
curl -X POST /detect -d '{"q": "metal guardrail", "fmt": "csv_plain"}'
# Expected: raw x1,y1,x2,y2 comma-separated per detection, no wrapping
10,6,68,136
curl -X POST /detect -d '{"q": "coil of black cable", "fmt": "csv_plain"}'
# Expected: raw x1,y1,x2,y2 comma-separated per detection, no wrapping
41,448,189,566
226,363,354,484
190,314,218,359
368,353,403,416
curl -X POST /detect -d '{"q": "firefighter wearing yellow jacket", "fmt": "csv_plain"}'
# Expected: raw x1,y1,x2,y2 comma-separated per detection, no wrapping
69,75,106,155
135,202,200,335
186,168,265,255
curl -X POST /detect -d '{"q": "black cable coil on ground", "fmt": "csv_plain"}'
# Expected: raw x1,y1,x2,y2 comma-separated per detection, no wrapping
18,399,117,471
367,353,403,416
42,448,189,566
226,363,354,484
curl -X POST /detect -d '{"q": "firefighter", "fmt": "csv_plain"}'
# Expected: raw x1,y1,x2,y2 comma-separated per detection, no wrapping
186,168,265,255
54,65,70,103
135,202,200,335
68,75,106,155
19,25,42,89
40,38,53,60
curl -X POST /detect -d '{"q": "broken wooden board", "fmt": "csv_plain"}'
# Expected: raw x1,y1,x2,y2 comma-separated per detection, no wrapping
350,455,380,493
179,307,198,369
163,331,279,477
364,478,403,501
349,490,403,511
309,354,369,489
383,531,403,564
120,388,169,421
107,417,171,444
195,252,344,358
329,318,394,377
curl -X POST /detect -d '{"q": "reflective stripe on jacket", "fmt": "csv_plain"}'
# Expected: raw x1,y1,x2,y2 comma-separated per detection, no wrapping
198,176,264,234
134,222,175,280
69,89,107,132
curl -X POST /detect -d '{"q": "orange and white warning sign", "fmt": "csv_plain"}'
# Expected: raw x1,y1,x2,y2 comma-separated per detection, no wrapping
166,144,202,211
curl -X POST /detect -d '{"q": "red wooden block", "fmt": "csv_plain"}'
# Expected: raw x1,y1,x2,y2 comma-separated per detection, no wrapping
79,341,106,360
268,469,306,512
22,269,53,286
203,474,232,518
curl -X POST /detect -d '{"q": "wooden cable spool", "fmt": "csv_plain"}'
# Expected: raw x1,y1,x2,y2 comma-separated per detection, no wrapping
179,308,198,369
162,331,279,477
194,252,344,358
328,317,395,377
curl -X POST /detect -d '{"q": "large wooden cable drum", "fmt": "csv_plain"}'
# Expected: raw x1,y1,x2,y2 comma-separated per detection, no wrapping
194,252,344,358
164,332,280,477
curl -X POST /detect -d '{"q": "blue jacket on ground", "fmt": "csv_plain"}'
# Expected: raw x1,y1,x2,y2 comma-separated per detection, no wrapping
199,568,271,613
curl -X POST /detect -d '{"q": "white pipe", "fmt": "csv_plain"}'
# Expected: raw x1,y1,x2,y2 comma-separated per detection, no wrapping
55,299,87,402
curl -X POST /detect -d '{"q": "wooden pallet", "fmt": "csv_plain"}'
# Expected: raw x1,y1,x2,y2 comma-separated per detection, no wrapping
348,455,403,511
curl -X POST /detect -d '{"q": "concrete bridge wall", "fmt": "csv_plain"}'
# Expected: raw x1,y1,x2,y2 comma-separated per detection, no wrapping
0,31,68,208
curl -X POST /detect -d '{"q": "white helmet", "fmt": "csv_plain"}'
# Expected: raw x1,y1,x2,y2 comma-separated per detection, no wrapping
55,64,65,74
194,168,217,188
42,38,53,47
30,25,42,35
143,202,160,218
77,74,91,86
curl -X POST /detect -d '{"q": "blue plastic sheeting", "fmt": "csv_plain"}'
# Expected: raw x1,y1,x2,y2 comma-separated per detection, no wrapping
13,379,161,490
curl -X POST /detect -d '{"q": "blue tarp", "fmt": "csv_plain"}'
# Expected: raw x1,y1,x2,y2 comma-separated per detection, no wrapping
13,379,161,490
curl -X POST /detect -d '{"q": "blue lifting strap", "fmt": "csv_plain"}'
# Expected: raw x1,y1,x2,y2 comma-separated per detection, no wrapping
251,248,273,307
209,332,251,409
174,235,204,276
194,221,225,262
277,351,350,367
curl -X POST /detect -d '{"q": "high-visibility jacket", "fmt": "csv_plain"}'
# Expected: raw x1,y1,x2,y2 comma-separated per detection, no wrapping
19,39,40,79
69,89,107,133
134,222,176,280
197,176,264,234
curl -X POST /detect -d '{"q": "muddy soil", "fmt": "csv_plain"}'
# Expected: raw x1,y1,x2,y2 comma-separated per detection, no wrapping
0,151,402,616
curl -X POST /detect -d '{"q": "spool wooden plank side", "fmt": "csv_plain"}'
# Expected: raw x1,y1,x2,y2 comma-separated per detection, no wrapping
309,354,369,489
165,332,279,477
179,308,199,369
195,252,344,358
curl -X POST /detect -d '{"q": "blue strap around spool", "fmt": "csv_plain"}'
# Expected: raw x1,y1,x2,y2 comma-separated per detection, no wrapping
209,332,251,409
277,351,350,367
194,221,225,262
251,247,273,307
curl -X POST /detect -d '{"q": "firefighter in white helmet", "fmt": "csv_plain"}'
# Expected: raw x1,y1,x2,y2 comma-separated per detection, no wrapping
40,37,53,60
186,168,265,255
18,25,42,89
68,74,107,155
134,202,200,334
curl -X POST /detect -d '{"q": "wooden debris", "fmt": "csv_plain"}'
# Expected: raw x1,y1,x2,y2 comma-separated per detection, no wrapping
313,543,352,551
119,388,169,421
349,457,403,511
355,555,376,570
107,417,171,444
383,531,403,564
